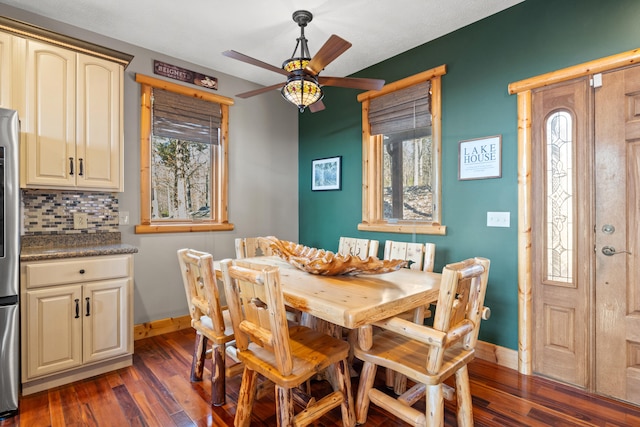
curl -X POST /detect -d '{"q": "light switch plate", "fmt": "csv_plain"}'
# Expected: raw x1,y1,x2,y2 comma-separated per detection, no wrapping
118,211,130,225
487,211,510,227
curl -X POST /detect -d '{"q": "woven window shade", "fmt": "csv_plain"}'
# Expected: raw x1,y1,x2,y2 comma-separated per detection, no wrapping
369,80,431,136
152,88,221,145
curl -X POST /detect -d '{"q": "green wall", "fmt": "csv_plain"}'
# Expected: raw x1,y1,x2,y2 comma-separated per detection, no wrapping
298,0,640,350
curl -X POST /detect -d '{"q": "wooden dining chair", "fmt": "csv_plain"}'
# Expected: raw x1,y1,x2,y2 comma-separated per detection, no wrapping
220,259,355,427
177,248,243,406
235,236,301,324
354,257,490,427
382,240,437,393
235,236,274,258
338,236,380,259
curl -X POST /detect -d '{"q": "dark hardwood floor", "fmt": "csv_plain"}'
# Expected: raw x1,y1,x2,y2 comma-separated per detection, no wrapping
3,328,640,426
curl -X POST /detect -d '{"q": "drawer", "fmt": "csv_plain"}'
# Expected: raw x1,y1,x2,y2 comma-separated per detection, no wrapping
24,255,132,289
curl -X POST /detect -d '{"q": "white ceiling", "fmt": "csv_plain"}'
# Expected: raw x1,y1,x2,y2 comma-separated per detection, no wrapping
1,0,524,87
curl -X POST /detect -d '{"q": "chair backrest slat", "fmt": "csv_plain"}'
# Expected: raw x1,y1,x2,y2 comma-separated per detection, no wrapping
383,240,437,272
338,237,380,259
221,259,293,375
383,240,426,271
423,243,436,272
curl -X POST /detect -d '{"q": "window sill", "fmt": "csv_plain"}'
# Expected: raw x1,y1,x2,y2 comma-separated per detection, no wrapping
358,222,446,235
135,222,235,234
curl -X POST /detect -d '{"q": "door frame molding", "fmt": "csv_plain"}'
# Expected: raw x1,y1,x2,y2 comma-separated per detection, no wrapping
508,47,640,375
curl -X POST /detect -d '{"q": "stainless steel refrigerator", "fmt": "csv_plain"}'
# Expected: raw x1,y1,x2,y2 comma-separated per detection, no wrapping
0,108,20,420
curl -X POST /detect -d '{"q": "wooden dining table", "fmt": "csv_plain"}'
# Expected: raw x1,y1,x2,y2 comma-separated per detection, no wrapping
217,255,441,350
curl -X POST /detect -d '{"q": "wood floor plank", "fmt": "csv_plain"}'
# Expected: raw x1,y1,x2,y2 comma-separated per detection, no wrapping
5,329,640,427
11,391,50,427
129,390,172,427
47,389,66,427
164,373,213,423
112,384,146,423
118,368,177,427
129,353,183,415
55,385,85,427
468,381,593,427
74,376,129,427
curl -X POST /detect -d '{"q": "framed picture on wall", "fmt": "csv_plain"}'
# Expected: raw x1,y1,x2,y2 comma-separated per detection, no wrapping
458,135,502,180
312,156,342,191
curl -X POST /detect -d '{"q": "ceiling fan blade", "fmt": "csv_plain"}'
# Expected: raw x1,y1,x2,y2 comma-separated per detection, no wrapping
305,35,352,75
222,50,288,76
309,100,326,113
236,82,284,99
319,76,385,91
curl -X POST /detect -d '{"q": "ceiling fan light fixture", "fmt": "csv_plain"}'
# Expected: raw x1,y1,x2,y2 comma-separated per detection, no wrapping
225,9,382,113
283,58,310,73
281,73,323,112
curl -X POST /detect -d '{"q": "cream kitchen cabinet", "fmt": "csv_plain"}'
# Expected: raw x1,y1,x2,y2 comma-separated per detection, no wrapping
20,39,124,191
0,31,15,109
20,254,133,395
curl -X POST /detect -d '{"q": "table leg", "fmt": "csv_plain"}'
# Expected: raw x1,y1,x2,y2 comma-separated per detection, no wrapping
358,325,373,350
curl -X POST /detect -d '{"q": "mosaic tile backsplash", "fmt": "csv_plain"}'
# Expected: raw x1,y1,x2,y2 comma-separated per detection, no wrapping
22,190,119,235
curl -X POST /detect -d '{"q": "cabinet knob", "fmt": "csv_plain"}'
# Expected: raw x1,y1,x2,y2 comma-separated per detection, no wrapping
79,269,85,274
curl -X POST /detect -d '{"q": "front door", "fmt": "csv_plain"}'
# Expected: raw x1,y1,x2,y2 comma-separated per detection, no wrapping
532,64,640,403
593,65,640,402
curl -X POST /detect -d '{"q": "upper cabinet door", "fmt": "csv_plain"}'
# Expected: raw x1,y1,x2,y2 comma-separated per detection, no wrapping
23,40,76,188
76,55,123,191
20,37,124,191
0,32,14,109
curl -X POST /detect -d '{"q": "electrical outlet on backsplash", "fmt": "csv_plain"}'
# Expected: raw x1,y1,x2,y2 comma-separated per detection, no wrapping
21,189,119,235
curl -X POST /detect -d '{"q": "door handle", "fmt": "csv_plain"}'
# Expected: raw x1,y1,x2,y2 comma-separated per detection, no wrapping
602,246,632,256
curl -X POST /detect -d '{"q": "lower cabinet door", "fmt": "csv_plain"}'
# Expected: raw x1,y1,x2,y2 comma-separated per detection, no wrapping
82,278,129,363
26,285,83,378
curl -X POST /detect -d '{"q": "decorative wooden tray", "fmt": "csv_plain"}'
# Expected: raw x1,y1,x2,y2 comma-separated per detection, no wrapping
263,237,406,276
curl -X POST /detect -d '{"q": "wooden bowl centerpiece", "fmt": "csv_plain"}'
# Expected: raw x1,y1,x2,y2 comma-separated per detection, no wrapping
262,237,406,276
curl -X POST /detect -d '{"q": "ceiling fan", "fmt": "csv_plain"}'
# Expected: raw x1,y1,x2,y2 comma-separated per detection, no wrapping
222,10,385,113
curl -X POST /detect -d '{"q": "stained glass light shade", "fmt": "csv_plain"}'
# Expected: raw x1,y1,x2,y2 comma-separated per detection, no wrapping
281,57,323,112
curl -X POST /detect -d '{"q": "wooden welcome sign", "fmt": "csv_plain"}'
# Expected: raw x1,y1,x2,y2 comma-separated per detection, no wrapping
154,60,218,90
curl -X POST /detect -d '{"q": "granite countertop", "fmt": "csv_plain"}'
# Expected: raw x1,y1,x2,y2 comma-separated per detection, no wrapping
20,232,138,262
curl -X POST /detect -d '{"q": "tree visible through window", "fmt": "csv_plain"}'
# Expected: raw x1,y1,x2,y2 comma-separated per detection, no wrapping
152,137,211,219
135,74,234,234
383,133,433,221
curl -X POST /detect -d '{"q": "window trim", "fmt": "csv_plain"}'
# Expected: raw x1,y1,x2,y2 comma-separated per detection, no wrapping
357,65,447,235
134,74,234,234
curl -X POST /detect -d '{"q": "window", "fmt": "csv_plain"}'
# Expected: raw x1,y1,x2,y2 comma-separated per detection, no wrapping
358,65,447,234
545,110,574,282
135,74,234,233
